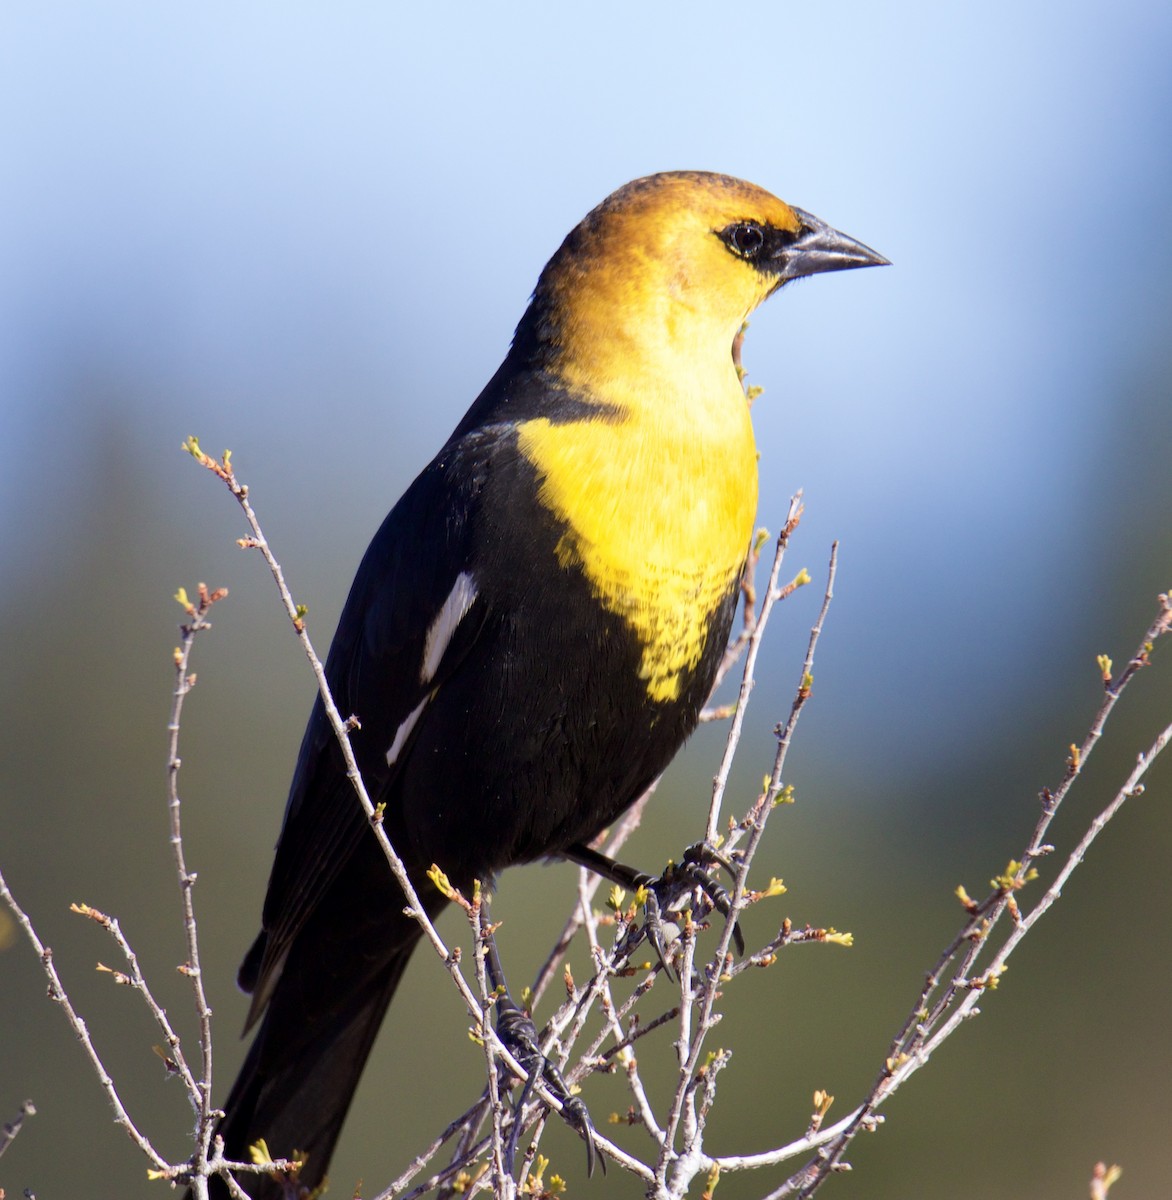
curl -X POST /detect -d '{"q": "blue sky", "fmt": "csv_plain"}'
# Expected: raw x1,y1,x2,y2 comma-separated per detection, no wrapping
4,4,1170,763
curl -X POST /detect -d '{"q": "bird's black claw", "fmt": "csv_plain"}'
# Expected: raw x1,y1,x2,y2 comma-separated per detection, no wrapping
681,842,746,956
560,1091,603,1177
640,886,676,980
638,843,745,966
494,1004,601,1175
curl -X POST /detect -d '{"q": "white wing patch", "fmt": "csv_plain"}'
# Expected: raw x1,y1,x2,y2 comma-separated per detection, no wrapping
421,571,478,684
386,695,430,767
386,573,478,767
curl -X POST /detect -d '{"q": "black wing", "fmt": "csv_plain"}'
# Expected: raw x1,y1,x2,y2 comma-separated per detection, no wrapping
241,426,499,1024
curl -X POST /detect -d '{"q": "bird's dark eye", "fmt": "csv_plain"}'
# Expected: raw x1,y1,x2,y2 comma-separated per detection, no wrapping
724,221,766,259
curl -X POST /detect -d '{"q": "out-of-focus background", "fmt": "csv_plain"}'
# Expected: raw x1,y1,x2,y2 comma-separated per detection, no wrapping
2,4,1170,1197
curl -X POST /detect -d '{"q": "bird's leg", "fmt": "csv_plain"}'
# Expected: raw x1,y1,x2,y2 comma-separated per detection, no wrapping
480,897,600,1176
565,841,746,975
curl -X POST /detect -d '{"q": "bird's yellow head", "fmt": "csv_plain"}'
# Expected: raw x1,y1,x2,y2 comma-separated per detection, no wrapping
517,170,887,397
509,173,886,703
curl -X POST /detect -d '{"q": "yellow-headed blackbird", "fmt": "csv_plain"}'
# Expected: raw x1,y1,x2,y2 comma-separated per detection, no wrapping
212,171,886,1196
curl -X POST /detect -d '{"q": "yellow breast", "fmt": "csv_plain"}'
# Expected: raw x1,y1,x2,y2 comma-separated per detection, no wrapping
517,379,757,703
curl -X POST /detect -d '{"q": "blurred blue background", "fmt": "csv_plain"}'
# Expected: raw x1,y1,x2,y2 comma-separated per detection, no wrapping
1,3,1170,1197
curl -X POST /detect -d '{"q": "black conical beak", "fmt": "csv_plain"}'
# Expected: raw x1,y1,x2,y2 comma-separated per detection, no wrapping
775,206,890,281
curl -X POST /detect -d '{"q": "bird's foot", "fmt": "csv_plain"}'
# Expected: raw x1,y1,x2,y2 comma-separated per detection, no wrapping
495,1002,601,1177
637,842,745,975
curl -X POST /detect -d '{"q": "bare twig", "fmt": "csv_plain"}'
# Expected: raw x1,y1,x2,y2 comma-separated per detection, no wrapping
167,583,230,1194
0,1099,36,1161
69,902,201,1103
0,872,171,1173
578,882,665,1142
773,592,1172,1197
379,1100,491,1200
706,496,807,844
653,540,838,1198
468,890,515,1200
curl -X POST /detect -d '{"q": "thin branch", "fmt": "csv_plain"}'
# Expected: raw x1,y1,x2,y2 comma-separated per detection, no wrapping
69,902,201,1103
701,522,768,711
0,1099,36,1161
900,716,1172,1073
706,495,806,844
576,879,664,1142
655,542,838,1197
777,592,1172,1197
0,872,171,1173
378,1099,491,1200
167,583,227,1190
469,892,515,1200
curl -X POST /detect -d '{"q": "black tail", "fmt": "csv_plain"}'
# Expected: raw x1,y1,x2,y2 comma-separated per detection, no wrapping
203,836,446,1200
208,944,414,1199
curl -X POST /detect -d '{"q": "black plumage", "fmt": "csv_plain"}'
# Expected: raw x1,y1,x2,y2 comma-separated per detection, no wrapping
207,171,887,1197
